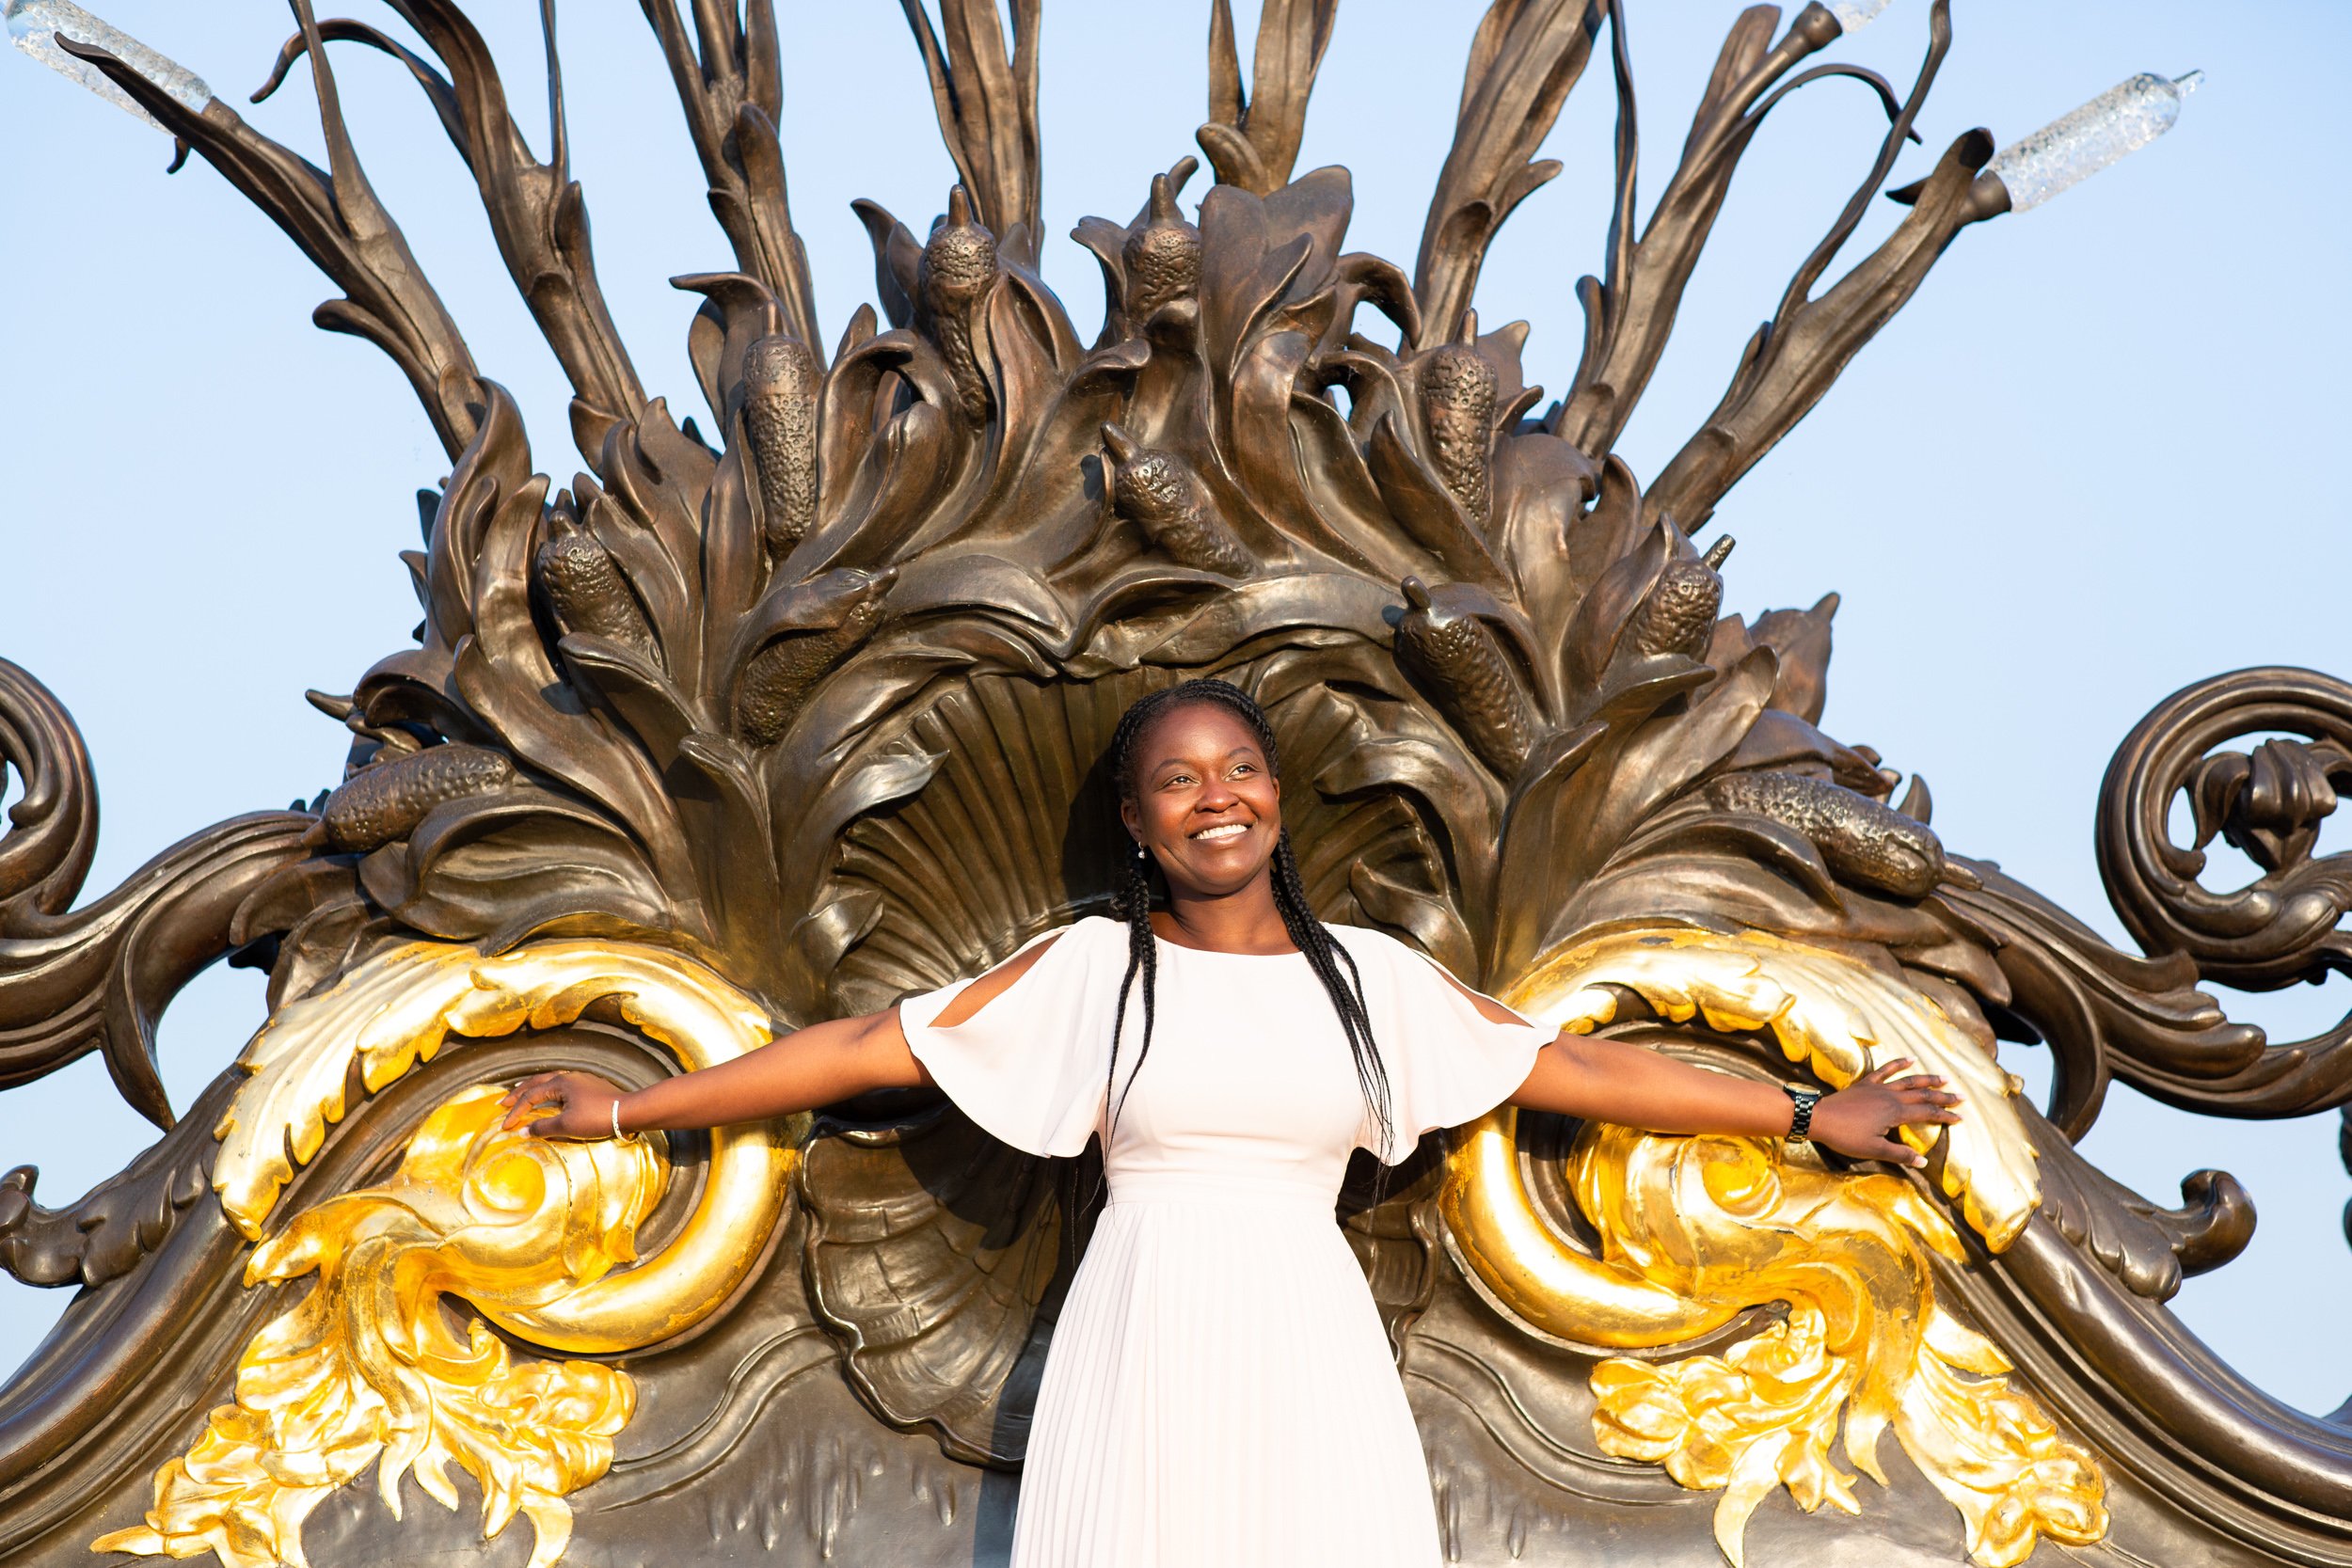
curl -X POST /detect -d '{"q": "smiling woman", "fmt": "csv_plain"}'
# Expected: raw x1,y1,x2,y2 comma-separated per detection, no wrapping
500,677,1961,1568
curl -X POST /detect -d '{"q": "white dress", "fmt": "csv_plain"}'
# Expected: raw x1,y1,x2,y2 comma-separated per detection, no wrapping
898,916,1554,1568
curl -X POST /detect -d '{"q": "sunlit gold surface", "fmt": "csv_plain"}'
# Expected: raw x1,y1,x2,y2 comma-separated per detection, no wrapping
1573,1124,2104,1567
212,938,798,1352
1441,927,2101,1567
95,941,803,1568
1502,926,2040,1248
1440,1105,1746,1346
95,1087,660,1568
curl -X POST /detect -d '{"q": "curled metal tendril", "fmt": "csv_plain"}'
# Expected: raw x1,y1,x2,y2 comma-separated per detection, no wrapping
2094,667,2352,1117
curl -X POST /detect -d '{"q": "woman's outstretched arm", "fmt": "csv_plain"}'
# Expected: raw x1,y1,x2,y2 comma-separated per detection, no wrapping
1509,1033,1961,1167
500,1007,925,1138
1422,971,1962,1165
497,934,1065,1139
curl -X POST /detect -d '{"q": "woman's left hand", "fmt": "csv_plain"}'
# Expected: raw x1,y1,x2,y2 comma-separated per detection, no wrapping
1807,1058,1963,1167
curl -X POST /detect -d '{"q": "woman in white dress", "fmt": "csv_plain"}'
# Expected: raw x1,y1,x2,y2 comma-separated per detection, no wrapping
502,678,1962,1567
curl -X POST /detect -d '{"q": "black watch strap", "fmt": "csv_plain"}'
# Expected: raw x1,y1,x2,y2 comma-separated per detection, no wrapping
1782,1083,1823,1143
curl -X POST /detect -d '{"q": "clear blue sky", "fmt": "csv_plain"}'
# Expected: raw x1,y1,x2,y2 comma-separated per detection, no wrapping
5,1,2349,1416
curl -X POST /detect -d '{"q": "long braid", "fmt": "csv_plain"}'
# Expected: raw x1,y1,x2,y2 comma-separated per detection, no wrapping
1103,694,1166,1128
1269,827,1394,1159
1105,821,1158,1124
1103,676,1394,1156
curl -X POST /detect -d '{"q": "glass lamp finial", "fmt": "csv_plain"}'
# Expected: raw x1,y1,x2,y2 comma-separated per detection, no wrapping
1828,0,1894,37
6,0,212,131
1988,70,2202,214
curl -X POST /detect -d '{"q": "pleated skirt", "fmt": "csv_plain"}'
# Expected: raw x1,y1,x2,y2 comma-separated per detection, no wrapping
1010,1189,1445,1567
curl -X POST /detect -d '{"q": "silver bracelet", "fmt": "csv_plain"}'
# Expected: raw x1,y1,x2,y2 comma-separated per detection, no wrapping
611,1097,625,1140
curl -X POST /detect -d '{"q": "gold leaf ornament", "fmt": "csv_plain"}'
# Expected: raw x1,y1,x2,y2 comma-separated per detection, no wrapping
94,1087,659,1568
1441,927,2105,1567
1510,926,2041,1248
94,940,802,1568
210,938,797,1351
1572,1126,2104,1568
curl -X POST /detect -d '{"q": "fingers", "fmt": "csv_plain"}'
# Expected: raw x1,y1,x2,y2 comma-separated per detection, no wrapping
500,1078,566,1132
500,1072,559,1110
1864,1061,1958,1101
515,1100,578,1140
1890,1085,1963,1122
1863,1059,1950,1087
1870,1137,1929,1168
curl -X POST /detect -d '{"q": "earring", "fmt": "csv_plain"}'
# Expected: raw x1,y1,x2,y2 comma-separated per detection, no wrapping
1134,841,1148,861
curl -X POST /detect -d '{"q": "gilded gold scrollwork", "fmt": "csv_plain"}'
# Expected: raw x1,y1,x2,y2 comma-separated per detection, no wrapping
97,940,800,1568
95,1086,657,1568
212,938,798,1351
1441,927,2106,1567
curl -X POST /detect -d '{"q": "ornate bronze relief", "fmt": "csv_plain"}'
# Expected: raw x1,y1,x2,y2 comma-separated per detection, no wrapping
3,3,2344,1567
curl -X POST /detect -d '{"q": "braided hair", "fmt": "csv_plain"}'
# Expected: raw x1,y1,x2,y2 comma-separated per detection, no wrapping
1102,678,1395,1159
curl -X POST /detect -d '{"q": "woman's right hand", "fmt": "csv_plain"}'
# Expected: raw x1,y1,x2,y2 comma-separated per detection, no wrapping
500,1071,629,1139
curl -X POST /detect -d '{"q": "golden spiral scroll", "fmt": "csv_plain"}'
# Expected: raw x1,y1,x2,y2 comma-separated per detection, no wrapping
97,941,798,1568
1440,927,2104,1568
97,1087,660,1568
211,938,797,1351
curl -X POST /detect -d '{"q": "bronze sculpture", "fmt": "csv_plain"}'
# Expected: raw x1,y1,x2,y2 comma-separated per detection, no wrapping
2,2,2346,1565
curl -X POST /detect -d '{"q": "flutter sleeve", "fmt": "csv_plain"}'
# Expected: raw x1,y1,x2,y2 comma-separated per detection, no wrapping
1330,926,1558,1164
895,916,1126,1158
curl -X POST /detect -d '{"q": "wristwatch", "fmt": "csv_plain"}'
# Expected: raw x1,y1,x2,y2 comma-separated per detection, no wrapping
1781,1083,1823,1144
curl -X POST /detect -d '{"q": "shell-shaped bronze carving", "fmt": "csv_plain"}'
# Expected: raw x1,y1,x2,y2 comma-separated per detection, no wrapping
801,1106,1072,1467
826,664,1459,1016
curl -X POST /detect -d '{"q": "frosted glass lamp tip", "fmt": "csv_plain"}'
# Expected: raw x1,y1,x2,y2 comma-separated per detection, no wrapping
1828,0,1894,35
1987,68,2203,214
6,0,212,132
